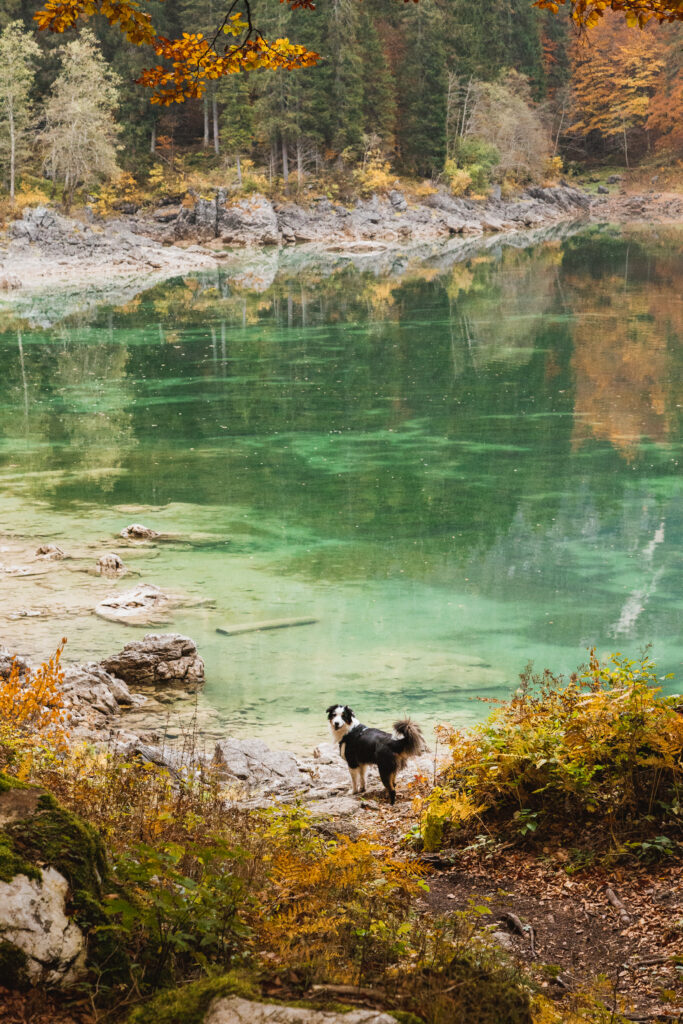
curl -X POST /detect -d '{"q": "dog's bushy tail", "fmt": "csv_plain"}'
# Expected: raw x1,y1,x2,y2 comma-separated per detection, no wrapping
391,719,427,758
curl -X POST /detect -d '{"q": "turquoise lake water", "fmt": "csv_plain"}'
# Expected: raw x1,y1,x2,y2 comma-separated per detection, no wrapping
0,225,681,747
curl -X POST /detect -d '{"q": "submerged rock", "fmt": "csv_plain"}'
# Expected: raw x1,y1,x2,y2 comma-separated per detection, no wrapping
35,544,65,560
101,632,205,691
119,523,159,541
95,582,170,624
97,552,126,575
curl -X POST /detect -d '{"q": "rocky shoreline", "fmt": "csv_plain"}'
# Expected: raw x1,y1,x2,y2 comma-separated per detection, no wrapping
0,185,593,293
0,632,433,818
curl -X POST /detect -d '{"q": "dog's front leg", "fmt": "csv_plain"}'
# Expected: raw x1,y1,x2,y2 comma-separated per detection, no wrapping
349,767,361,794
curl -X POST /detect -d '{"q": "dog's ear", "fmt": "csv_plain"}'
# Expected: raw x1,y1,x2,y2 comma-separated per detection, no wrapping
325,705,338,718
342,706,355,723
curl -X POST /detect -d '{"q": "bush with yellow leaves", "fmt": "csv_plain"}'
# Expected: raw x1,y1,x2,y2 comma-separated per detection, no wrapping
420,650,683,857
0,639,69,751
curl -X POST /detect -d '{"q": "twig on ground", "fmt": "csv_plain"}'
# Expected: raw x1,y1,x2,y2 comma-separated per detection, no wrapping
605,886,631,927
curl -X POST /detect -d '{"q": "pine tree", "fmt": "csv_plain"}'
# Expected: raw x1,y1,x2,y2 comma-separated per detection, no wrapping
396,0,447,176
360,12,396,147
218,74,252,184
0,22,40,201
41,30,121,208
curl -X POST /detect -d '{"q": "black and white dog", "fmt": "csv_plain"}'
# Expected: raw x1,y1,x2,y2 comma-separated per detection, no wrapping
326,704,426,804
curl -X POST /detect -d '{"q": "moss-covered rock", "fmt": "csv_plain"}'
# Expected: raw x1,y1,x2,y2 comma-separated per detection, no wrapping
127,973,259,1024
127,977,405,1024
0,772,126,989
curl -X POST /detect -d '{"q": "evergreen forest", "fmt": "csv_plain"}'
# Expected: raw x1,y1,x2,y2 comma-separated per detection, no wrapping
0,0,681,204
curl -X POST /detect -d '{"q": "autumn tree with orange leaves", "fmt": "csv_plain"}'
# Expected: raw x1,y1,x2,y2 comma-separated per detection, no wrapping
569,14,669,164
32,0,683,106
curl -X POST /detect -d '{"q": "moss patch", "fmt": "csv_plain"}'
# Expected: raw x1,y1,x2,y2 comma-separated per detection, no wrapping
0,772,31,793
0,831,40,883
0,941,30,990
404,956,532,1024
127,973,259,1024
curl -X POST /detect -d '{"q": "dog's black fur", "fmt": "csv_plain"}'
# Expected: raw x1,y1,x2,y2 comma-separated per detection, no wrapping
326,704,426,804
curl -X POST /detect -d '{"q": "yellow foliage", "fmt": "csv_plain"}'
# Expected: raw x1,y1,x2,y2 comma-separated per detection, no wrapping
354,150,395,197
426,649,683,853
0,640,69,748
443,160,473,196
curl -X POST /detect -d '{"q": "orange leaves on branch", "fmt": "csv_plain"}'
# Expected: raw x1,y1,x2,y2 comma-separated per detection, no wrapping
0,639,70,745
534,0,683,29
139,33,319,105
34,0,320,103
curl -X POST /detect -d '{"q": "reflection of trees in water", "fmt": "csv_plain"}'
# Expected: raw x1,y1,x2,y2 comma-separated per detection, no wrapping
0,333,136,495
0,230,679,568
561,229,682,460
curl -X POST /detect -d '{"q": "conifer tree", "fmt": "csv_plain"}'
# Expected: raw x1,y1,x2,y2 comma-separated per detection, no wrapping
0,22,40,201
397,0,447,176
218,73,252,183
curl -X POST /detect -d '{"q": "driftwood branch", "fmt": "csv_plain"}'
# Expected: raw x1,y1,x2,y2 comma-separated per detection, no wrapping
216,616,318,637
605,886,631,926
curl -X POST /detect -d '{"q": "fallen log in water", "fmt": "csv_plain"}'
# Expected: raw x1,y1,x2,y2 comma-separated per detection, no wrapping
216,616,318,637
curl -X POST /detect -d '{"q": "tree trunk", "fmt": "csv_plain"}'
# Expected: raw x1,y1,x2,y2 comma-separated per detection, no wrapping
622,122,629,169
150,123,156,155
236,153,242,187
8,103,15,202
213,93,220,155
203,96,210,149
281,137,289,185
296,138,303,188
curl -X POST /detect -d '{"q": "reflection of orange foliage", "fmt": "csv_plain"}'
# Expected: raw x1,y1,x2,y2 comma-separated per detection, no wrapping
570,272,680,459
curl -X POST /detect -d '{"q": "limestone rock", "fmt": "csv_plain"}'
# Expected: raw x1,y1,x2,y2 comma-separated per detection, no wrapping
61,661,138,715
95,582,170,624
0,868,88,986
218,194,280,247
0,775,112,990
213,737,302,793
0,272,22,290
205,996,399,1024
119,523,159,540
97,552,126,575
0,648,29,680
101,633,205,691
35,544,65,560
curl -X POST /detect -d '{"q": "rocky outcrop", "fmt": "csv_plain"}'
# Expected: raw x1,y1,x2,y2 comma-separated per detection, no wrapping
138,185,590,249
0,775,113,989
3,205,217,291
205,997,399,1024
101,633,205,691
211,736,432,812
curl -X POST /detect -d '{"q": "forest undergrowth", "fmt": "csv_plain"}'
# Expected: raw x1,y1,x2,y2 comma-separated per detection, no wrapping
0,645,681,1024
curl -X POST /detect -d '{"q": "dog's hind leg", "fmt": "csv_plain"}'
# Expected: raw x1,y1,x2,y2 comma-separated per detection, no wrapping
349,767,361,794
378,764,396,805
358,764,367,792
